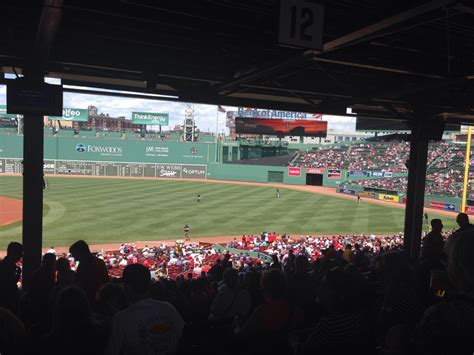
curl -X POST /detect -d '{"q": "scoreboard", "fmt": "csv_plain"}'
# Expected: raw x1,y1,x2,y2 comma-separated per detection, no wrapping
0,158,207,179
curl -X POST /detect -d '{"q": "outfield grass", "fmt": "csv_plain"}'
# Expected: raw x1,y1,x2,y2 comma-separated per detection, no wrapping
0,176,457,249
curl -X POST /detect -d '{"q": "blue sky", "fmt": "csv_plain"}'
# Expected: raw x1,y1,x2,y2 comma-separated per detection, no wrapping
0,84,355,133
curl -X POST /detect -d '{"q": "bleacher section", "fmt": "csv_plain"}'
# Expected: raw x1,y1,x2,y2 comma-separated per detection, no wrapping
294,141,472,198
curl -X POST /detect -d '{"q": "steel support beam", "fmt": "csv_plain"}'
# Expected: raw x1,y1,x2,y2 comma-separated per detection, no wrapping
21,0,63,289
215,0,453,96
322,0,455,53
21,108,45,288
403,115,443,260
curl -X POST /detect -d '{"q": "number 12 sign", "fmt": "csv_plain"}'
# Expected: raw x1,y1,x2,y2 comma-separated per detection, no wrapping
279,0,324,50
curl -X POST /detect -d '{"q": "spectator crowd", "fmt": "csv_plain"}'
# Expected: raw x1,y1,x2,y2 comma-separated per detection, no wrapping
1,214,474,354
292,141,474,197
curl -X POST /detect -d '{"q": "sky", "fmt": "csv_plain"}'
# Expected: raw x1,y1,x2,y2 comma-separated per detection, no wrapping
0,83,356,134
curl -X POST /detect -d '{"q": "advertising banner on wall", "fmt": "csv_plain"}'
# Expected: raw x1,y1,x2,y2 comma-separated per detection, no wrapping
465,206,474,214
430,201,456,211
49,108,89,121
237,107,320,119
379,194,399,202
306,167,324,174
338,188,356,195
288,167,301,176
156,164,182,178
370,171,393,178
182,165,207,179
349,170,369,177
358,191,376,199
328,169,341,179
131,112,169,125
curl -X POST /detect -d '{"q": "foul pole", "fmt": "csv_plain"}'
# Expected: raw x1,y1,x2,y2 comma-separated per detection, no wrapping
461,126,472,213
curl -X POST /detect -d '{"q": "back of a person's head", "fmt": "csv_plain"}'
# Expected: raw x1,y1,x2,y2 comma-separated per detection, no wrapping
6,242,23,262
345,244,352,249
123,264,151,296
244,270,260,289
96,282,127,312
223,267,239,289
295,255,309,274
456,213,470,228
448,230,474,294
42,252,56,270
52,286,91,333
69,240,90,260
431,218,443,232
319,267,356,313
261,269,286,300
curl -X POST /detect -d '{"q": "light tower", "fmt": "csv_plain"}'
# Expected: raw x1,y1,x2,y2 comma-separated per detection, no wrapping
183,104,197,142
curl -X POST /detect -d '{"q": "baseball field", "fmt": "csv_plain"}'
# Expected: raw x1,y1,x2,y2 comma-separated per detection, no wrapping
0,175,457,249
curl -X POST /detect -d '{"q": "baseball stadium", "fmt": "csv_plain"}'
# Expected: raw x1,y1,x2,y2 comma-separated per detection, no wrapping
1,111,466,249
2,1,474,354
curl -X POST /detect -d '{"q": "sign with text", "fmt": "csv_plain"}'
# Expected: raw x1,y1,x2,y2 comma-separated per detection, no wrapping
182,165,207,179
237,107,321,119
349,170,369,177
132,112,169,125
306,167,324,174
7,79,63,116
379,194,399,203
49,108,89,122
430,201,456,211
327,169,341,179
156,164,181,178
279,0,324,50
288,167,301,176
338,188,356,195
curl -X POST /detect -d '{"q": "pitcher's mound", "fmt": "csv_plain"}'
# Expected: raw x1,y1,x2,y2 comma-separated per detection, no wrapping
0,196,22,227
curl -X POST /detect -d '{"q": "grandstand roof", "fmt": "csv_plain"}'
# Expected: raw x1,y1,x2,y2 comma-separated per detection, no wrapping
1,0,474,124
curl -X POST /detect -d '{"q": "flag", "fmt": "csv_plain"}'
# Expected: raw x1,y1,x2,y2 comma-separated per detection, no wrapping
217,105,226,113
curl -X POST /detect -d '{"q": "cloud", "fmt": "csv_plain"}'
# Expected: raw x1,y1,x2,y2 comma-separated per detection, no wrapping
0,84,355,133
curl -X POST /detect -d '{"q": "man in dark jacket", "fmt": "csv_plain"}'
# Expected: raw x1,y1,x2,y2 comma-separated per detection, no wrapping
0,242,23,313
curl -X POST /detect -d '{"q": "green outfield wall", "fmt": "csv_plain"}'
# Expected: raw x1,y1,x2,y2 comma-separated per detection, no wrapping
0,134,214,179
0,133,465,212
207,163,306,185
0,134,216,164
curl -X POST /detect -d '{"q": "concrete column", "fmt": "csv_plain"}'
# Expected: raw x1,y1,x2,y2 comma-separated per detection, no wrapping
403,116,443,260
22,111,45,288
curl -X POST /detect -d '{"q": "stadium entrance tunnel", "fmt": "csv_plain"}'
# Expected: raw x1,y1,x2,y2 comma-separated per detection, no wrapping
306,173,323,186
